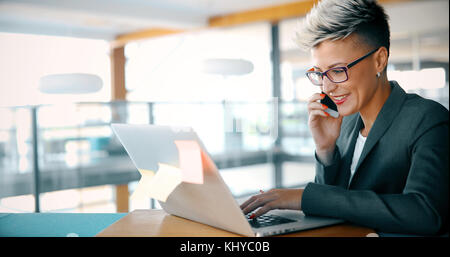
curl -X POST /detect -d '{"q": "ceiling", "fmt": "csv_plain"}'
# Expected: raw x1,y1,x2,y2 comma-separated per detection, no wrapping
0,0,447,40
0,0,448,63
0,0,301,40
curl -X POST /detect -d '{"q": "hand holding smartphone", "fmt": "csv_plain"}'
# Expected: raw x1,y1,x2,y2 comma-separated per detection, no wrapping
320,92,339,118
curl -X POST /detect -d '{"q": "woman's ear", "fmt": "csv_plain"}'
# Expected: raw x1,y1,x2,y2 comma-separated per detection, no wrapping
374,47,388,73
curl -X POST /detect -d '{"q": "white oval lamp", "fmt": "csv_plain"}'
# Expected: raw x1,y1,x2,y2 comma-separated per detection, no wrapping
202,58,254,76
39,73,103,94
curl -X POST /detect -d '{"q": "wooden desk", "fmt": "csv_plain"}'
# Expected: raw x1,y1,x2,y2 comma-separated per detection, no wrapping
96,209,376,237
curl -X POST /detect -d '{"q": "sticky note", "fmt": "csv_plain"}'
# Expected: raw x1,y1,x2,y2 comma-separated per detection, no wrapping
130,140,204,202
131,164,183,202
131,169,156,200
174,140,203,184
146,163,183,202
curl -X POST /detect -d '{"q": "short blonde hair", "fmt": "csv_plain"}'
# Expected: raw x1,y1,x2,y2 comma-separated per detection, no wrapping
295,0,390,55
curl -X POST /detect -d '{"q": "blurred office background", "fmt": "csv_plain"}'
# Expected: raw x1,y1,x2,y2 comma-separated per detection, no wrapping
0,0,448,213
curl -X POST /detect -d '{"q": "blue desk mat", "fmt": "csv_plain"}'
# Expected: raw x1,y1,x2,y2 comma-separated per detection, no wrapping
0,212,127,237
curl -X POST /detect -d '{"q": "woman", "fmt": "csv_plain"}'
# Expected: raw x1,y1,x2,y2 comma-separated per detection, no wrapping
240,0,448,235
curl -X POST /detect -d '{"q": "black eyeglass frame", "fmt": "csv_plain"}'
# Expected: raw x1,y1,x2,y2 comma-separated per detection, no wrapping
306,47,380,86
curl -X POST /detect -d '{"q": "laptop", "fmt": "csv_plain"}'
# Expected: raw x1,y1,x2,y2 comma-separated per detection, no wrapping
111,123,344,237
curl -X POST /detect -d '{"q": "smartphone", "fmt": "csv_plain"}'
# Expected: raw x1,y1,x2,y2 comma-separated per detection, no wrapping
320,92,339,118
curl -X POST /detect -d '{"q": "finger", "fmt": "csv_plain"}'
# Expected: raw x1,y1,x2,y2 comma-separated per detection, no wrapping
242,195,274,215
309,109,329,119
307,101,328,113
308,93,325,103
252,202,275,219
240,190,267,210
240,195,257,210
242,197,267,215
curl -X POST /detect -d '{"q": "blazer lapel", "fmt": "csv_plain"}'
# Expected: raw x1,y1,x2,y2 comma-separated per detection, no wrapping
352,81,407,183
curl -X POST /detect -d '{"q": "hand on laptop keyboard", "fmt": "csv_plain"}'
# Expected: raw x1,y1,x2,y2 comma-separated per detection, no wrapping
240,188,304,219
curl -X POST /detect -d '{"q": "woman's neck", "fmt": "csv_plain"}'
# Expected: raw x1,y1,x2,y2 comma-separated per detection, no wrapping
359,79,391,137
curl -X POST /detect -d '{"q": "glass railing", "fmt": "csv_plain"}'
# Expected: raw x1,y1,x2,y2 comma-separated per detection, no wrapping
0,100,315,204
0,106,34,202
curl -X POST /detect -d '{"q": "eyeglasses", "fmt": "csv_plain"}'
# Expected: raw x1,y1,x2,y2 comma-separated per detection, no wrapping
306,48,379,86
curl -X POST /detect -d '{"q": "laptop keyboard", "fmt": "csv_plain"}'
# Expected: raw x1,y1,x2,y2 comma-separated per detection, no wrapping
246,213,297,228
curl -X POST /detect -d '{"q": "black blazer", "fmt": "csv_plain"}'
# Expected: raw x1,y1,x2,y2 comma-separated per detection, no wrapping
301,81,449,235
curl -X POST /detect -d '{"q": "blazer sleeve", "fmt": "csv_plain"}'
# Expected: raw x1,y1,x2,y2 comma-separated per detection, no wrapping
302,120,449,235
314,146,342,185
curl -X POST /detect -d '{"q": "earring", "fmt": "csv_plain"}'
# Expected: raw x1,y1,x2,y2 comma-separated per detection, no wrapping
329,92,333,96
376,72,381,78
